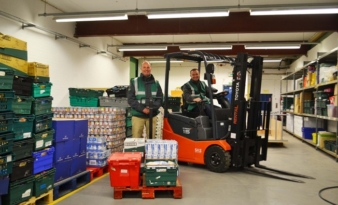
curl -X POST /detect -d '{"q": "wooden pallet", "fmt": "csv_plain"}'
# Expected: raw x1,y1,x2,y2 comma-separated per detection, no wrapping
18,190,53,205
86,165,109,181
113,175,182,199
53,171,91,200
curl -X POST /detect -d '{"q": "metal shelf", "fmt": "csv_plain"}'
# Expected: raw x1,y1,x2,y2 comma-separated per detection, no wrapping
316,115,338,121
281,91,294,95
316,80,338,88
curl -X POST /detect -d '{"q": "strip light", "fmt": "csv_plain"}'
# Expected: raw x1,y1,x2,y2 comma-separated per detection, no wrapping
180,45,232,50
250,8,338,16
55,14,128,22
245,44,301,49
263,59,282,62
117,46,167,51
149,60,184,63
147,11,229,19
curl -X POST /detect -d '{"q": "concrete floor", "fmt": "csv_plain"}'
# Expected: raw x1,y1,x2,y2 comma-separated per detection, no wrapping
56,132,338,205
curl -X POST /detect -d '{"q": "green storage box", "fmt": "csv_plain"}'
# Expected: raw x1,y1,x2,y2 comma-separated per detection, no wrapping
0,132,15,155
12,138,34,161
12,96,34,114
29,76,50,83
33,129,54,151
2,176,34,205
34,168,55,197
0,67,14,90
313,91,330,99
32,97,53,115
0,47,28,61
32,82,52,98
13,115,34,141
0,153,13,176
145,162,178,187
69,96,99,107
0,112,14,134
69,88,104,97
34,113,53,133
0,90,14,112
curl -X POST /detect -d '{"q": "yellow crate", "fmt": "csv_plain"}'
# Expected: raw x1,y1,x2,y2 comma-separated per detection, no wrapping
28,62,49,77
0,33,27,51
0,53,28,75
171,90,183,97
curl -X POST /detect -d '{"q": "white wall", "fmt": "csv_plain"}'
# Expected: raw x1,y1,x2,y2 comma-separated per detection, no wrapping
0,0,129,106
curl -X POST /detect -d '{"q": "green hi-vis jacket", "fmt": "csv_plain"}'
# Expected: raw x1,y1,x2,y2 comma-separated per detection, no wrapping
182,79,210,111
127,74,163,118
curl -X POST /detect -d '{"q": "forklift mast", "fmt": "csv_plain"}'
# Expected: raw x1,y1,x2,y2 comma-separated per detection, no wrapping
227,53,271,168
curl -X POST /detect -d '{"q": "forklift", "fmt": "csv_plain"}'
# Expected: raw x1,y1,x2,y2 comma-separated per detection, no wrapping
162,51,314,182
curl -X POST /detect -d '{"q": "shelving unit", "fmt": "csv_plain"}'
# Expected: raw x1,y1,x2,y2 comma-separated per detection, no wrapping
280,47,338,160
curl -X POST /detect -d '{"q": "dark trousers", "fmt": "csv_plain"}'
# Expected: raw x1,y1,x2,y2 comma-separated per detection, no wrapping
191,104,213,119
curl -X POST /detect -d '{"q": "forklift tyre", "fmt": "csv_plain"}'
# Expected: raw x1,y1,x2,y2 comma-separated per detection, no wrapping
204,145,231,173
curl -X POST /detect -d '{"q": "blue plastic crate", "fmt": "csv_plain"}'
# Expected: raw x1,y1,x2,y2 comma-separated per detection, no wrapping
71,154,86,176
54,159,72,182
53,140,73,163
33,147,54,174
302,127,325,139
0,176,9,195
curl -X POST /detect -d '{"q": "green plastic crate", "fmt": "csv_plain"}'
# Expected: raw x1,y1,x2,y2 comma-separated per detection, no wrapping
145,164,178,187
0,91,14,112
32,82,52,98
0,67,14,90
33,129,54,151
69,88,104,97
313,91,330,99
316,99,329,108
12,96,34,114
69,96,99,107
34,113,53,133
12,138,34,161
0,132,15,155
34,168,55,197
29,76,50,83
32,97,53,115
303,100,314,108
2,176,34,205
13,115,34,141
0,112,14,134
0,153,13,176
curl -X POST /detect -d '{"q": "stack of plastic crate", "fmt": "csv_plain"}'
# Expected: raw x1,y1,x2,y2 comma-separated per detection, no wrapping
0,67,15,205
69,88,104,107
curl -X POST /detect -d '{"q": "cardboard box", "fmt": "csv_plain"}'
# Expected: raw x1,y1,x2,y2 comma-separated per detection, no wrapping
334,84,338,95
28,62,49,77
124,138,145,155
0,53,28,76
0,47,27,60
0,33,27,51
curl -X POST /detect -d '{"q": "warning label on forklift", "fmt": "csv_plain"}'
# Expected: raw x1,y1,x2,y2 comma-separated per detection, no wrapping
182,127,191,134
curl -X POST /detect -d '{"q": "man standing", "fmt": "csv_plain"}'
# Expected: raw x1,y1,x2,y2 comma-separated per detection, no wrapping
182,68,212,118
127,61,163,139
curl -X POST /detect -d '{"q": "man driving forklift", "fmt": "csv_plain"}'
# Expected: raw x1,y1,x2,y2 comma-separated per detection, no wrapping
181,68,213,118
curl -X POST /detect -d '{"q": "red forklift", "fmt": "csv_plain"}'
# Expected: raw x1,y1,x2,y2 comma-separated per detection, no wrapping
162,51,313,182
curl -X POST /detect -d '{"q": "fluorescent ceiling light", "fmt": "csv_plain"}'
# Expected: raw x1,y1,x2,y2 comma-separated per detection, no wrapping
180,45,232,50
149,60,183,63
250,8,338,16
117,45,167,51
147,11,229,19
245,44,301,49
55,14,128,22
263,59,282,62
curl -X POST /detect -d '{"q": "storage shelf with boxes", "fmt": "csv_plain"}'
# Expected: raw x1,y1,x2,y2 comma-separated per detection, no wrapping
280,47,338,159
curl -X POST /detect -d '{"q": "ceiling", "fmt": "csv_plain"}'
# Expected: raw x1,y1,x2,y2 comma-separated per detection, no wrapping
40,0,338,69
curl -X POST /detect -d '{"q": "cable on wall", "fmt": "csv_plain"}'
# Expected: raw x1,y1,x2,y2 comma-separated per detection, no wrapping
0,9,125,61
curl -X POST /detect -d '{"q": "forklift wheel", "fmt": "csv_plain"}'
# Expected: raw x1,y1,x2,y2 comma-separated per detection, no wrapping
204,145,231,173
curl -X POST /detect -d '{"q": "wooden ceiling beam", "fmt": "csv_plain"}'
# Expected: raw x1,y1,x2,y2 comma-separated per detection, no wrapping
75,12,338,37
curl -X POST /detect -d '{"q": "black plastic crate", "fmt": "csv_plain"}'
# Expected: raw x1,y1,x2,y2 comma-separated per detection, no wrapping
34,113,53,133
12,76,34,96
12,138,34,161
0,132,15,155
10,157,33,182
32,97,53,115
0,112,14,134
106,85,129,97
